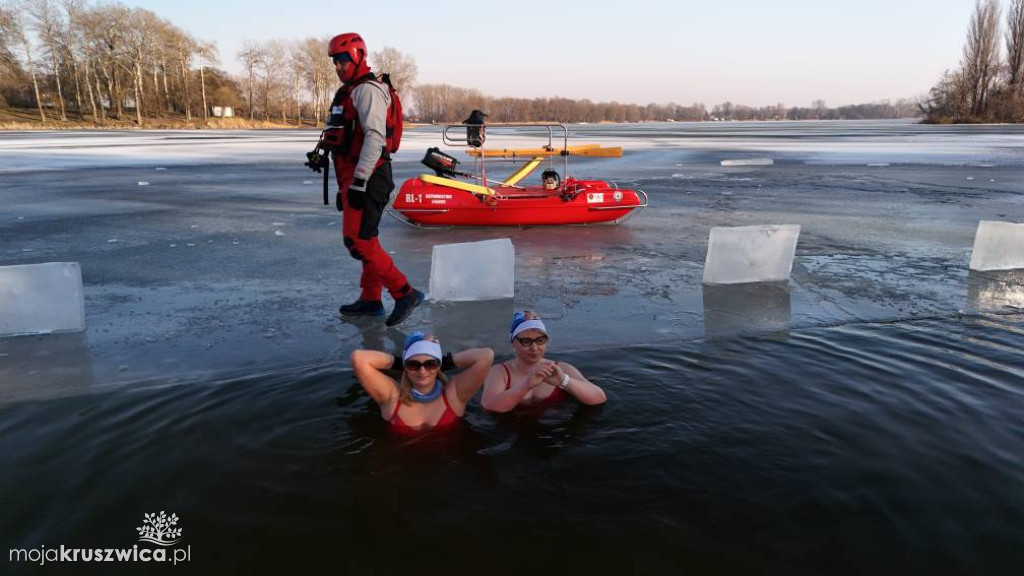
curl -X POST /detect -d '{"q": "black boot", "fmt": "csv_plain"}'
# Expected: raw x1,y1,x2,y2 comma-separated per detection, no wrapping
339,298,385,317
385,289,424,327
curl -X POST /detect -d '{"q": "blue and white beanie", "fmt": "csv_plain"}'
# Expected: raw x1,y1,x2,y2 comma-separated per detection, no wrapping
403,331,443,362
509,312,547,342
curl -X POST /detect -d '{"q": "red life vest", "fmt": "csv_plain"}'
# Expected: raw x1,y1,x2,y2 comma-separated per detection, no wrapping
328,73,403,167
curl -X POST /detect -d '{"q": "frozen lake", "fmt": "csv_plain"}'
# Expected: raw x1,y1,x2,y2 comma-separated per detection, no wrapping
2,121,1021,393
1,121,1022,574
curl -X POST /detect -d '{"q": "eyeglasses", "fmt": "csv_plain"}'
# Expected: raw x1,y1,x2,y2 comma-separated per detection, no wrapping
332,54,352,64
404,359,440,372
514,335,549,347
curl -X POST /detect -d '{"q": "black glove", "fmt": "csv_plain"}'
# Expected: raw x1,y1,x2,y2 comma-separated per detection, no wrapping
335,191,343,212
347,177,367,210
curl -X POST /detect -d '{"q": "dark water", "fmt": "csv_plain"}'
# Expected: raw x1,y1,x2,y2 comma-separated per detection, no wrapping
2,313,1022,574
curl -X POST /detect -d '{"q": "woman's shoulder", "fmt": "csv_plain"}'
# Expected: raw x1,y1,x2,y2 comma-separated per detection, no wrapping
554,359,582,374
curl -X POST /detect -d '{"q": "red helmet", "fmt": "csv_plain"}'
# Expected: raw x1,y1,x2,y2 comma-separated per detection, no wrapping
328,33,366,64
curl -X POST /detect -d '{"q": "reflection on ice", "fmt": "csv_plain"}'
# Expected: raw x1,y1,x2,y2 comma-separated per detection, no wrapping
429,299,514,352
702,281,791,337
0,332,96,403
967,270,1024,311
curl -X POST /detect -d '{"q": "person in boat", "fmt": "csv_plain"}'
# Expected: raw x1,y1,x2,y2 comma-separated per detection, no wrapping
463,109,487,147
351,332,494,433
542,170,561,191
481,311,607,412
327,32,424,326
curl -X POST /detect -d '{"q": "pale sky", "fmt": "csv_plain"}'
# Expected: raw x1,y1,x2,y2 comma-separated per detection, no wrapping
120,0,976,107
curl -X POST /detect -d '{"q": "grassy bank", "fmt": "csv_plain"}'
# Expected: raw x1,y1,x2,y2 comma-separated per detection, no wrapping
0,107,318,130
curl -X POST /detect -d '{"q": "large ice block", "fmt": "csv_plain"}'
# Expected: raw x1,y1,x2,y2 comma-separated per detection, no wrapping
703,225,800,285
969,221,1024,271
0,262,85,336
429,238,515,302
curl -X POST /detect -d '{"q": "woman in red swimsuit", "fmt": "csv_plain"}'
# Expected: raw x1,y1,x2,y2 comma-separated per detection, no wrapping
351,332,493,433
481,311,606,412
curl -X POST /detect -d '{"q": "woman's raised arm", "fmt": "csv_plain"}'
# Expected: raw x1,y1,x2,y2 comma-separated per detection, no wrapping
350,349,399,405
449,347,494,403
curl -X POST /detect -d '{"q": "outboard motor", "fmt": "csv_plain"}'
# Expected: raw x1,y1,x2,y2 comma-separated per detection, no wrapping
422,147,464,178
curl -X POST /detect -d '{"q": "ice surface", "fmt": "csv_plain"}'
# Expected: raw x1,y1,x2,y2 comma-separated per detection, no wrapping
430,238,515,302
0,262,85,336
721,158,774,166
703,225,800,285
1,123,1022,392
1,121,1020,175
969,221,1024,271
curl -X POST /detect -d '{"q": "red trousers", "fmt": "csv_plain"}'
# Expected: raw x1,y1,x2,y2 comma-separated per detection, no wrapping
337,166,410,303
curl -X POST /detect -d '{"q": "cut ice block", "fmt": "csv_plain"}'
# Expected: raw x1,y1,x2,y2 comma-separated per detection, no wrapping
430,238,514,302
702,281,791,337
720,158,773,167
703,225,800,285
969,221,1024,271
0,262,85,336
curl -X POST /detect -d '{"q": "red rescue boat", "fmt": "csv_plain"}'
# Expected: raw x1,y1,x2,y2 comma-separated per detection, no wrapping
389,123,647,227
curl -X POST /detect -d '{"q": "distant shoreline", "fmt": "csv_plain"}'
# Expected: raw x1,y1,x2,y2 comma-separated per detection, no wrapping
1,106,929,131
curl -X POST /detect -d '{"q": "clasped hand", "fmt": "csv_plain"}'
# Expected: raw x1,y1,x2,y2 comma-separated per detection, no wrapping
523,361,562,390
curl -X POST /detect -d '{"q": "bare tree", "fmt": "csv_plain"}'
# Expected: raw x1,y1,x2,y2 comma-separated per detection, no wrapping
120,8,163,125
61,0,91,118
27,0,68,120
1007,0,1024,92
0,5,21,82
369,46,417,92
237,40,264,120
261,39,289,122
295,36,332,125
174,31,196,121
287,41,305,125
962,0,1002,117
5,2,46,122
197,40,218,122
86,3,130,119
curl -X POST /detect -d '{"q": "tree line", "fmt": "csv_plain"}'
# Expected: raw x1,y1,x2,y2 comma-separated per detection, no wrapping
410,85,916,124
0,0,242,124
1,0,919,127
921,0,1024,123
